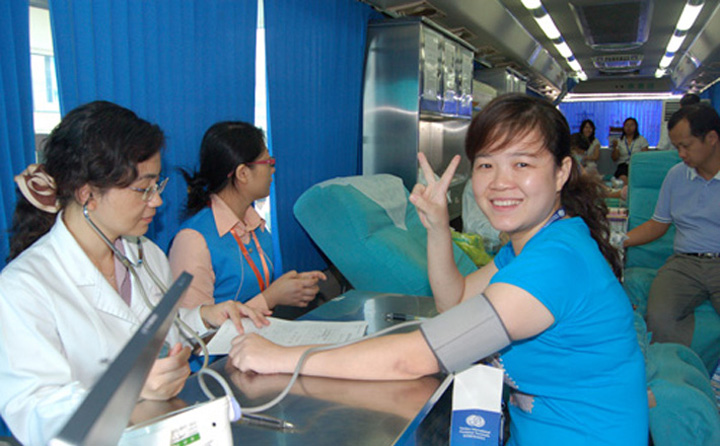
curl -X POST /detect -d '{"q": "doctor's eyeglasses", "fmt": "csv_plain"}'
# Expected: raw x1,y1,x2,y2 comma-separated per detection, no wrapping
128,177,169,202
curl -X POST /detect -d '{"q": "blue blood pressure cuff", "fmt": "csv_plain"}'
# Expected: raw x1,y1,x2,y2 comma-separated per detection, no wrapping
420,293,510,374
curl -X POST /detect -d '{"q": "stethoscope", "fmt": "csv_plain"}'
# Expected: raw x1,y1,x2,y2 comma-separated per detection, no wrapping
82,202,210,365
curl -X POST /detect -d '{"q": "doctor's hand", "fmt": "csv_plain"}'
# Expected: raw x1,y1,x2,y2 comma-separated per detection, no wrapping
409,153,460,232
262,270,327,309
200,301,271,335
141,343,191,401
229,333,300,375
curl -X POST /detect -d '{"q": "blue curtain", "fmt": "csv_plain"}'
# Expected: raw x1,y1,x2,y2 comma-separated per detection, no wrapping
0,0,35,271
49,0,257,250
559,100,664,147
704,84,720,112
264,0,372,273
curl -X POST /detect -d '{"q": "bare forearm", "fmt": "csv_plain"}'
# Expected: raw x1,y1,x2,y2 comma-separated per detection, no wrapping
624,219,670,247
426,227,466,312
282,331,439,381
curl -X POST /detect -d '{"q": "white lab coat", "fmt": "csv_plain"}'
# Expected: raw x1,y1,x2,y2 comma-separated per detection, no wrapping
0,216,204,445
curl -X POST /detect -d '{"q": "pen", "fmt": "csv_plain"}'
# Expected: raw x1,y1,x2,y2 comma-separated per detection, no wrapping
239,413,295,430
385,312,425,322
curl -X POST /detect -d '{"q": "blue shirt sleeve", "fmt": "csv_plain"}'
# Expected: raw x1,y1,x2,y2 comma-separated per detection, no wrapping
652,164,677,223
490,225,589,323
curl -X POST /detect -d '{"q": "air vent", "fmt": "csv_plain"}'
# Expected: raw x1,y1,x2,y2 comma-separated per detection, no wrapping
662,100,681,121
598,69,641,76
385,1,446,20
592,54,644,72
570,1,653,51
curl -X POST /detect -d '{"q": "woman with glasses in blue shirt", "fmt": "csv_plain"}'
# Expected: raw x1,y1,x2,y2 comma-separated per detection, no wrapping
169,121,326,315
0,101,265,445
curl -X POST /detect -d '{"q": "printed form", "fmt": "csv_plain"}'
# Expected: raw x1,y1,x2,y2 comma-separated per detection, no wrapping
205,317,368,355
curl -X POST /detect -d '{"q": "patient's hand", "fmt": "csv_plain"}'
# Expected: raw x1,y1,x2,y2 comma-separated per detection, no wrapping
229,333,299,375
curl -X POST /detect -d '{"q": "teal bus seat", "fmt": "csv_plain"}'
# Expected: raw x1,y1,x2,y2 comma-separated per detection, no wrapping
624,150,720,372
293,174,477,296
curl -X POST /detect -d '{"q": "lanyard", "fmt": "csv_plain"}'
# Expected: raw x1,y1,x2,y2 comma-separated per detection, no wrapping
542,207,566,229
230,228,270,292
623,137,637,155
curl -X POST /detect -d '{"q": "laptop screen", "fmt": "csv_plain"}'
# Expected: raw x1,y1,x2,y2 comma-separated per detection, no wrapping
49,271,193,446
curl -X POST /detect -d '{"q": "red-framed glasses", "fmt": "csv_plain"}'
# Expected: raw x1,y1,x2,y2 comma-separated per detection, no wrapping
227,157,277,178
246,157,276,167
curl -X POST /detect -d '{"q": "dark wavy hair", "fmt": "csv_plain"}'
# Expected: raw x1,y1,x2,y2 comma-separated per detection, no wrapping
465,94,622,279
182,121,266,217
580,119,596,143
8,101,164,260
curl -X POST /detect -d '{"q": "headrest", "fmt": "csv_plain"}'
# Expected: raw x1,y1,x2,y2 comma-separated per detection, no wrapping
317,174,408,230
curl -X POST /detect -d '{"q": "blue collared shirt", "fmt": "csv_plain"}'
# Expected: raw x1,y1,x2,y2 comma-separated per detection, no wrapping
653,162,720,253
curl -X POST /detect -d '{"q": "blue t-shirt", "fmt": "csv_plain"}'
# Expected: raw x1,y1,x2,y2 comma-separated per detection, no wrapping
653,162,720,253
491,217,648,446
179,206,274,304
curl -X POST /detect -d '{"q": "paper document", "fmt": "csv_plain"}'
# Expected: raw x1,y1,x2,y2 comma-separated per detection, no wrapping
205,317,368,355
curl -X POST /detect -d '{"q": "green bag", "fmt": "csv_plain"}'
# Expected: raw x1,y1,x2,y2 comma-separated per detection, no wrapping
451,230,494,267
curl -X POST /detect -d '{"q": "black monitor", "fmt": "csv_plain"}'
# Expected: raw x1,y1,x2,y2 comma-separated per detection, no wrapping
49,272,193,446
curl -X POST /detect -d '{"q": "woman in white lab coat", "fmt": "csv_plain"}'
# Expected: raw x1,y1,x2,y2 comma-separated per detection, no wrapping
0,101,266,445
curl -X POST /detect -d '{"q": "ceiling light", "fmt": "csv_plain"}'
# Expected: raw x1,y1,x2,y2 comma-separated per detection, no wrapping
520,0,542,9
657,1,704,73
563,92,683,102
535,14,561,40
554,41,573,58
522,0,584,79
677,1,704,31
666,33,687,53
659,53,674,69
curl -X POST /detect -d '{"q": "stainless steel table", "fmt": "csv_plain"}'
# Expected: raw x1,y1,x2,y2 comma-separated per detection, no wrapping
172,290,453,445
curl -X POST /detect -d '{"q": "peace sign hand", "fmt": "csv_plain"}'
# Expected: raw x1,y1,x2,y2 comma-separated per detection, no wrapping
409,152,461,233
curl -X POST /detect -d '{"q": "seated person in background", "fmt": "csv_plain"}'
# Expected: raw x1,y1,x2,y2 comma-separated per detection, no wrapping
0,101,265,444
611,117,649,184
169,121,326,313
229,94,648,445
656,93,701,151
570,131,591,167
577,119,601,173
624,103,720,349
571,132,627,199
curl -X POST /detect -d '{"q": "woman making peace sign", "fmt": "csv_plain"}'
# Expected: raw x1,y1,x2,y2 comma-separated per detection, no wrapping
228,94,648,445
